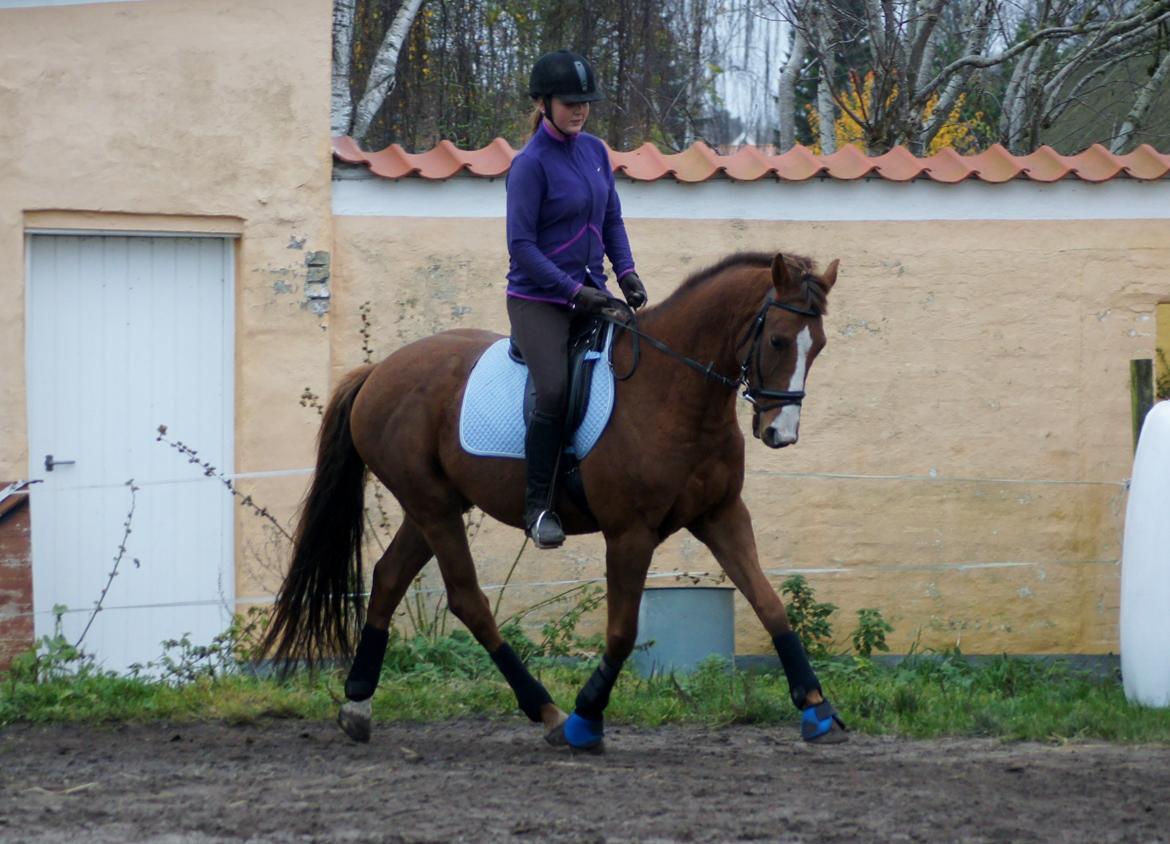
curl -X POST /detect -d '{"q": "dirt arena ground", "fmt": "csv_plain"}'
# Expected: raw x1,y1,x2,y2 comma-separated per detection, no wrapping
2,718,1168,843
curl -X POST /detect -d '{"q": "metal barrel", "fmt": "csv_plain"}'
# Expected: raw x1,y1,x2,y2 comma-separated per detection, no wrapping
632,586,735,676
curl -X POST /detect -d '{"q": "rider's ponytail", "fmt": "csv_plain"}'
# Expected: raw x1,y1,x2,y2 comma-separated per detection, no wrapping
527,99,547,139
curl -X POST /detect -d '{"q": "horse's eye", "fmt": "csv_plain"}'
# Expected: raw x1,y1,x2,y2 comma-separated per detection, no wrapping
769,335,788,350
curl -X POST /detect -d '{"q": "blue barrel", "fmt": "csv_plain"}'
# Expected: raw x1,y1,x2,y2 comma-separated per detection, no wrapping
632,586,735,676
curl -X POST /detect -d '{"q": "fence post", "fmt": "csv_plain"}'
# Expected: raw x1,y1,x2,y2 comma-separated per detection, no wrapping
1131,359,1154,452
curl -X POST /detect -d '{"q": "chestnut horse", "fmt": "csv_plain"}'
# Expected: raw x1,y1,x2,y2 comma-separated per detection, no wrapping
263,251,846,748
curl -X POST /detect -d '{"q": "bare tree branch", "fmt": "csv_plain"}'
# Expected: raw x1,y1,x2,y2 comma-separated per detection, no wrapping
916,0,995,152
916,1,1170,106
1044,49,1136,128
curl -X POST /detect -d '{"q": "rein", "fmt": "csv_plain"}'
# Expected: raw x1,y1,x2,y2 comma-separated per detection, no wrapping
600,294,819,410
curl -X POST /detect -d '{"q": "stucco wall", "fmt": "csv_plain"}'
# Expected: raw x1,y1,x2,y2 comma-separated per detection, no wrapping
332,212,1170,655
0,0,334,626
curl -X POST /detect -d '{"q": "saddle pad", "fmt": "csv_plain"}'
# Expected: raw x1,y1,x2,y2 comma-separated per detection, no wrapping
459,327,615,460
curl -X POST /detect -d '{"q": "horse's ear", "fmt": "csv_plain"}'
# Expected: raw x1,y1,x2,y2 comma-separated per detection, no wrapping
821,259,839,290
771,253,793,293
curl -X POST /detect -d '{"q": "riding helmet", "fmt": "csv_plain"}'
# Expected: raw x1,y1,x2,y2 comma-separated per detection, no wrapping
528,50,604,103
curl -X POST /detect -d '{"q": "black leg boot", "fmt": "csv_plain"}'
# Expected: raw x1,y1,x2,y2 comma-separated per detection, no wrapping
524,411,566,549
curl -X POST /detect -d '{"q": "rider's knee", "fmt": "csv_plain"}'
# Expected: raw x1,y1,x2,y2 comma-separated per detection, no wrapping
534,386,567,418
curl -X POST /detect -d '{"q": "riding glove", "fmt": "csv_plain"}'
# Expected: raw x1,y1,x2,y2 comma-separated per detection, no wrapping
618,272,647,309
572,284,611,313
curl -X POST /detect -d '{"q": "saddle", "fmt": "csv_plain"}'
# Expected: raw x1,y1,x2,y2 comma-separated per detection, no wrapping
508,315,607,437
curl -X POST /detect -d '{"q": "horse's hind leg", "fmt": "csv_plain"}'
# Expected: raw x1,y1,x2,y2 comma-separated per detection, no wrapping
689,496,847,744
417,514,567,736
339,518,433,743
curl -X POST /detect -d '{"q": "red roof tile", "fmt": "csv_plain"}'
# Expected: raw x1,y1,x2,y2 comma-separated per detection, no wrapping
332,137,1170,183
920,147,977,183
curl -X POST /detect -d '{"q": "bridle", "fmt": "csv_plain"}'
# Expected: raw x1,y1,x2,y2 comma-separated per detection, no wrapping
736,296,820,412
602,293,820,411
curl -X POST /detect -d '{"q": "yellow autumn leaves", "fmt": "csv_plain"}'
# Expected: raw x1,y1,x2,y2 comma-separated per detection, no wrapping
805,71,991,154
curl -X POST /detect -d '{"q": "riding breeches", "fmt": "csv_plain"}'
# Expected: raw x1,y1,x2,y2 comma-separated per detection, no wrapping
506,296,585,419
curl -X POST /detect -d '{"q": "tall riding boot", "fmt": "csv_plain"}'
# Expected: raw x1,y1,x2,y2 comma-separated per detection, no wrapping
524,411,567,549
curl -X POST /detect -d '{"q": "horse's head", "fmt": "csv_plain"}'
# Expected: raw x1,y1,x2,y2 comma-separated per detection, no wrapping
746,253,838,448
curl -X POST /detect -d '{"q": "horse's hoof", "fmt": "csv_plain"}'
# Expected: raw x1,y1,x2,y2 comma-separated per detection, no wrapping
543,711,570,747
544,721,568,747
338,698,372,744
561,712,605,753
801,699,849,744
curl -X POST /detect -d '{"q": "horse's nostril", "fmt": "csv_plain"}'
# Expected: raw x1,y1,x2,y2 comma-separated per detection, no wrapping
763,425,797,448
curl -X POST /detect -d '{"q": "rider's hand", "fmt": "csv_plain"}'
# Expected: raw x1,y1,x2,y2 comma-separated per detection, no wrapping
572,284,611,313
618,272,647,310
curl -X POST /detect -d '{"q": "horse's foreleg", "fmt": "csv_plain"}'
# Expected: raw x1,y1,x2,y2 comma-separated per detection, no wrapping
338,519,433,743
558,529,655,751
690,497,847,744
419,515,566,735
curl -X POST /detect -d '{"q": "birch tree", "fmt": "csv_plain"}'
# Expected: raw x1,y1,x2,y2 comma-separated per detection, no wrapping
351,0,426,142
332,0,427,145
778,9,809,149
331,0,358,136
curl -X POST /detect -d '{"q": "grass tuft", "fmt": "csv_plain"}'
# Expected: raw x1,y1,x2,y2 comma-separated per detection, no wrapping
6,645,1170,743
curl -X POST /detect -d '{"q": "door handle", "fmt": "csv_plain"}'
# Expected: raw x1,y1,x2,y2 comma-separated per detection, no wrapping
44,454,76,472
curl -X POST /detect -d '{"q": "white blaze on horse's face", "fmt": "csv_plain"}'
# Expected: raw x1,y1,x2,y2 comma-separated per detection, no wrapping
762,325,816,448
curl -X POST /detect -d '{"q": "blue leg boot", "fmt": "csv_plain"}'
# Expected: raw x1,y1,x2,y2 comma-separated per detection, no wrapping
562,711,606,752
801,699,848,744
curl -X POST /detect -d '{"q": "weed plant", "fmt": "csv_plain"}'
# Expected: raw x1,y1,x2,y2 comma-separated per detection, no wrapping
1156,347,1170,401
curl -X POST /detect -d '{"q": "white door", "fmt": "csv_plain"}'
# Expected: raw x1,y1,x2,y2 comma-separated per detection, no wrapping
26,234,234,673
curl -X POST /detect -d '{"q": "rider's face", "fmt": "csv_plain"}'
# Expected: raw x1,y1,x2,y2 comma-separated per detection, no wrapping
548,97,590,135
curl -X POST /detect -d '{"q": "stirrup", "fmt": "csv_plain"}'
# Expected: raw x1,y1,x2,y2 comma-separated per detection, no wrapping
526,510,565,549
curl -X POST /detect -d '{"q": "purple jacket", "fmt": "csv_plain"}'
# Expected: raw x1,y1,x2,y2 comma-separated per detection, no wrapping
506,122,636,305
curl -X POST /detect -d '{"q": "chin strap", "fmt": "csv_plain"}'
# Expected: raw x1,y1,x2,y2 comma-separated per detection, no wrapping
542,97,572,138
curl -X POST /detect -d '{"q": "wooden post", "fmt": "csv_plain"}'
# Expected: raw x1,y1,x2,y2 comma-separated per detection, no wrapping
1131,359,1154,452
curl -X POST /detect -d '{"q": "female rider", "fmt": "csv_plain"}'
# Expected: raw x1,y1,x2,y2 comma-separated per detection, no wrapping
506,49,647,550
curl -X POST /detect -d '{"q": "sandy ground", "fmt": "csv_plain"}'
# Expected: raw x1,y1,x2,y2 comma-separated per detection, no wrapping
1,718,1168,843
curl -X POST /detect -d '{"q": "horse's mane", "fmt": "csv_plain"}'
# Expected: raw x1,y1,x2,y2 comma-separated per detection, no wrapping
655,251,829,315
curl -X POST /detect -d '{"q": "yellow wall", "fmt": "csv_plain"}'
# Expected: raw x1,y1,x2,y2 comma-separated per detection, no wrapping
0,0,334,606
333,214,1170,655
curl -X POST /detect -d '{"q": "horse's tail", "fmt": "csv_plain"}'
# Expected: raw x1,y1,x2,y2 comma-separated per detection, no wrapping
262,364,376,672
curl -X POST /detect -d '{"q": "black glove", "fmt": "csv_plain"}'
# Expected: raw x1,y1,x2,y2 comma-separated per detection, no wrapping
618,272,647,309
573,284,611,313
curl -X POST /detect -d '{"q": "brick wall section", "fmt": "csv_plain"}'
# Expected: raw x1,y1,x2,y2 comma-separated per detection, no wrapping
0,492,33,671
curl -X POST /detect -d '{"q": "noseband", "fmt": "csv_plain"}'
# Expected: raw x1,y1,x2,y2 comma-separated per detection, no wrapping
605,294,819,411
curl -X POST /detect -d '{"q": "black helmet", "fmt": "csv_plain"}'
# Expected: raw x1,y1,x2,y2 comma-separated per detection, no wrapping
528,50,604,103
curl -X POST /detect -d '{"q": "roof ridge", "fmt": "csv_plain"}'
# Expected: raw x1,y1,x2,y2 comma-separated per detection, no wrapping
331,136,1170,184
